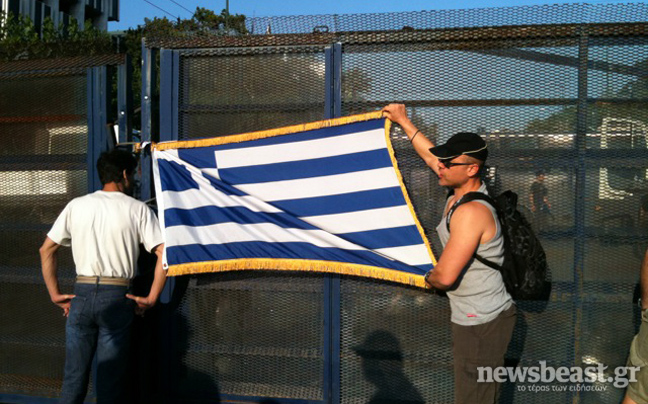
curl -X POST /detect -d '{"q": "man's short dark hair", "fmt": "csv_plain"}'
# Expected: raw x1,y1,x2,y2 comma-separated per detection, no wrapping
97,149,138,185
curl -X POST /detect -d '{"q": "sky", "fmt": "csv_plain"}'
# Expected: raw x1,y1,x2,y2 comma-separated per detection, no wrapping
109,0,634,31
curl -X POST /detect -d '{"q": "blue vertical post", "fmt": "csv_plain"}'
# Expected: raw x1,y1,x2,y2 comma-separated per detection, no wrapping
323,42,343,404
572,25,589,403
86,64,112,400
159,49,180,143
87,66,111,193
158,48,180,305
140,41,157,202
117,55,133,144
157,47,180,403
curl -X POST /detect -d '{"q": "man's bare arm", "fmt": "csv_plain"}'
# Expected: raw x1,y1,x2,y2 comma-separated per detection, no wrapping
382,104,440,175
425,203,491,290
126,243,167,315
40,237,76,316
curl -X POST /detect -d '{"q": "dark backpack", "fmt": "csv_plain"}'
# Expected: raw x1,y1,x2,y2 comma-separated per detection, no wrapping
446,190,551,300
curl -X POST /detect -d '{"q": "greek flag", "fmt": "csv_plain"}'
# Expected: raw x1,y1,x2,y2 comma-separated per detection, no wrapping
151,112,435,287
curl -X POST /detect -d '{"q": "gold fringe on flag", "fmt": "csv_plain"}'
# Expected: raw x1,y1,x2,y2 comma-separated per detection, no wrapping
167,258,429,289
151,111,385,151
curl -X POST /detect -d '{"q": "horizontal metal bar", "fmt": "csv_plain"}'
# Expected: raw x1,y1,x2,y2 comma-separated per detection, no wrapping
180,102,326,113
349,98,647,108
0,115,86,124
0,155,86,172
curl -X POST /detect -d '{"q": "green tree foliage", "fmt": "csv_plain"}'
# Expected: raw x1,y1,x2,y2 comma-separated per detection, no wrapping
0,12,113,61
122,8,250,131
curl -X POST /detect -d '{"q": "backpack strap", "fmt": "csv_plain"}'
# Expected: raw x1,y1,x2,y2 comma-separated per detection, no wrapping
445,191,503,271
445,191,496,231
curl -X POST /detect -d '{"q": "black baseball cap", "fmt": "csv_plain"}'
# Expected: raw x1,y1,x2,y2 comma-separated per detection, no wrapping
429,132,488,162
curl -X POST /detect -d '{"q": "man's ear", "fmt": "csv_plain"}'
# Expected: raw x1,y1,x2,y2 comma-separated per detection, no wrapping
122,169,128,182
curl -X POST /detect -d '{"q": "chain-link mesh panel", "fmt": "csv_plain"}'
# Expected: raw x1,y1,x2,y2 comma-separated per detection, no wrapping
244,3,648,35
147,4,648,403
172,42,329,401
339,14,647,403
0,63,90,399
178,47,327,140
174,43,329,402
341,278,452,403
170,272,325,401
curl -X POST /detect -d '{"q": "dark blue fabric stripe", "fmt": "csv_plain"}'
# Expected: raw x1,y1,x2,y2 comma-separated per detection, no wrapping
167,241,427,275
165,206,319,230
178,147,217,169
213,119,384,150
415,263,434,272
219,148,391,185
158,159,199,192
271,187,406,217
337,225,422,249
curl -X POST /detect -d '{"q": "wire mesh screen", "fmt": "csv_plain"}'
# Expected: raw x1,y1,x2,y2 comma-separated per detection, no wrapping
245,3,648,34
0,66,88,398
172,45,329,401
151,4,648,403
178,46,327,140
339,18,647,404
169,273,326,401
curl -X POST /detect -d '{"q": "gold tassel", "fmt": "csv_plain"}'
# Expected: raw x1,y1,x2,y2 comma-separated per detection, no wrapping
167,258,428,288
152,111,384,151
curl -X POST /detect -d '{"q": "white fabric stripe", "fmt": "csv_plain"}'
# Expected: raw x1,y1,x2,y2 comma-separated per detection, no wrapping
236,167,400,202
202,168,220,180
301,205,414,234
215,128,385,169
156,150,282,213
375,245,432,266
162,189,282,213
167,222,370,252
151,151,170,268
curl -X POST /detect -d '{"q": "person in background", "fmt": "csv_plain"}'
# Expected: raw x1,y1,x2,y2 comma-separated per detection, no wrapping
529,170,551,232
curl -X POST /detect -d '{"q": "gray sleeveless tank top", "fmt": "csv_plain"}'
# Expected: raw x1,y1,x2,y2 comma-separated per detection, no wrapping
436,183,513,325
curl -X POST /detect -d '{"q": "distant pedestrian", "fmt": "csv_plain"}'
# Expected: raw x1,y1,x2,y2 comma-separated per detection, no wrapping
529,170,551,232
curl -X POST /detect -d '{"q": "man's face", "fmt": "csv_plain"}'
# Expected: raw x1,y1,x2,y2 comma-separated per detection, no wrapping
437,156,476,187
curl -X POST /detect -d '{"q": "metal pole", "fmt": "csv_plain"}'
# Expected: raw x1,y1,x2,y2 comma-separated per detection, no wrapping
572,24,589,404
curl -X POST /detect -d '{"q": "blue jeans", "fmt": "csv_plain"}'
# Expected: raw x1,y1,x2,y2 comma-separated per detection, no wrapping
60,283,134,404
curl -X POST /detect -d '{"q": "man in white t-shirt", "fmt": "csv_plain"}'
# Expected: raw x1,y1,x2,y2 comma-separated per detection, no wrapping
39,148,166,404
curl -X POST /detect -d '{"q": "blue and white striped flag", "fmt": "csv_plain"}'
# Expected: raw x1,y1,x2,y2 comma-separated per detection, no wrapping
152,112,435,287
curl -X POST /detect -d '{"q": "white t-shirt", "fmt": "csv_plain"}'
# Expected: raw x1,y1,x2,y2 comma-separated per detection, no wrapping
48,190,164,279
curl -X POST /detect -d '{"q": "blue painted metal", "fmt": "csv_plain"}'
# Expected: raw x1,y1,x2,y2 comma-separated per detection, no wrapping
158,48,180,304
322,42,343,404
86,66,111,193
140,41,157,203
572,25,589,403
330,42,343,404
86,67,96,194
85,64,113,402
117,55,133,144
0,393,58,403
159,49,176,143
157,47,180,404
